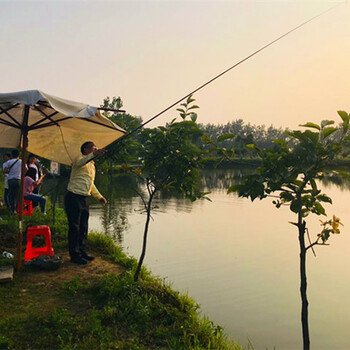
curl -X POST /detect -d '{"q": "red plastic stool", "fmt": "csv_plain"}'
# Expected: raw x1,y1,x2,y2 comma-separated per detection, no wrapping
24,226,54,261
17,199,33,216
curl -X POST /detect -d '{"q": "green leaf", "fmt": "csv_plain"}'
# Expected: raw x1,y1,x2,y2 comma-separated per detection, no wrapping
321,120,335,128
322,230,331,242
322,127,337,138
186,96,195,104
290,200,301,213
177,120,197,127
217,134,235,142
293,180,303,188
285,130,318,144
337,110,349,123
313,202,326,215
299,122,320,130
190,113,197,122
176,108,185,113
280,191,294,201
316,194,332,204
188,105,200,110
285,130,299,139
310,179,318,193
338,110,349,131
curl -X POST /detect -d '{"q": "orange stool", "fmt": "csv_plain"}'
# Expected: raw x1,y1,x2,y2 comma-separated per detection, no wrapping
24,226,54,261
17,199,33,216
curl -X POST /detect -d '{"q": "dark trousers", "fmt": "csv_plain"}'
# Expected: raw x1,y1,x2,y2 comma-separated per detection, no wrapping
8,178,20,212
4,188,10,208
32,187,39,208
64,191,89,258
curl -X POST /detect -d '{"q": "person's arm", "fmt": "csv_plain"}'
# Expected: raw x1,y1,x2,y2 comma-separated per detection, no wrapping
3,160,9,173
33,174,46,187
74,153,95,168
91,184,107,205
74,149,106,168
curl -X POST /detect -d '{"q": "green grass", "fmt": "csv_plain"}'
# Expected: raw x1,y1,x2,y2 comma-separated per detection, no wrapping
0,200,243,349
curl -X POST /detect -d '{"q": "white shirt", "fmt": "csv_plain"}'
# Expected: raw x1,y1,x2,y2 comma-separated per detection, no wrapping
28,163,39,181
4,158,22,180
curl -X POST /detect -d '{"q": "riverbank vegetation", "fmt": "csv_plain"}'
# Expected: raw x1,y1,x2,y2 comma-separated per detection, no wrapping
0,200,242,349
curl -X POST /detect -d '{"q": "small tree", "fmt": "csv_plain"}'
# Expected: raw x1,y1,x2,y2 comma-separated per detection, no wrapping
126,96,209,282
228,111,349,350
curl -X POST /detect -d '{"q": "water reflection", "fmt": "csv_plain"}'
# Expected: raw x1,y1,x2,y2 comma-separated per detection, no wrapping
40,167,350,349
100,201,130,245
202,167,350,192
320,169,350,191
41,167,350,244
201,168,254,191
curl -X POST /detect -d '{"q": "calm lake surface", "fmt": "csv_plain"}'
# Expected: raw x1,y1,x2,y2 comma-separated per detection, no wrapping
47,169,350,349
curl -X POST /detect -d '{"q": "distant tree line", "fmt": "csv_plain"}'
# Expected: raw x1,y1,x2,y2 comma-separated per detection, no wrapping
199,120,287,158
100,96,288,163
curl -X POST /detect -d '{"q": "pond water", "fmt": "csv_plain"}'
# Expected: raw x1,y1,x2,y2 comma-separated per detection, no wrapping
46,169,350,349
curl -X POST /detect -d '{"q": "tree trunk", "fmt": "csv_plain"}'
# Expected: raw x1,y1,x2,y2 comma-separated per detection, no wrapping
299,219,310,350
134,190,154,282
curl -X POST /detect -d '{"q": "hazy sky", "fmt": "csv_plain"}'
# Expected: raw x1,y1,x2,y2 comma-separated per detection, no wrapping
1,0,349,129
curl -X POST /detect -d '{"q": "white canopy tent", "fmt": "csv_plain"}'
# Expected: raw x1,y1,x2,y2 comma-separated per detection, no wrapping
0,90,125,165
0,90,126,269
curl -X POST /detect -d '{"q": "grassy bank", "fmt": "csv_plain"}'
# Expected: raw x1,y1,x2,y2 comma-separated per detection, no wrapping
0,194,242,349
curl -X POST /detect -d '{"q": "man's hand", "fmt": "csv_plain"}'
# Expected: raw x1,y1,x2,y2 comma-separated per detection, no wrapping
99,197,107,205
93,148,107,157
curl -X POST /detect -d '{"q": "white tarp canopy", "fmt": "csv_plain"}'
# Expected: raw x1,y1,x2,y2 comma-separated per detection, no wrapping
0,90,126,165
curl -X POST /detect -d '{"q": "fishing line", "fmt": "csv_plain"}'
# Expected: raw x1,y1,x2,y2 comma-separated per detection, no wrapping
105,1,344,153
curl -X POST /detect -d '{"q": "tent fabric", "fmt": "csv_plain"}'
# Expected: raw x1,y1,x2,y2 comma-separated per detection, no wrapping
0,90,126,165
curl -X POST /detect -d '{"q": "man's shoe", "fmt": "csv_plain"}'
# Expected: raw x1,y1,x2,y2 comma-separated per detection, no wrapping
80,251,95,261
70,256,88,265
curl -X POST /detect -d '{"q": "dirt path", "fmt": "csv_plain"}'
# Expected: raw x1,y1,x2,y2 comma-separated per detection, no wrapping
0,252,125,317
20,251,125,285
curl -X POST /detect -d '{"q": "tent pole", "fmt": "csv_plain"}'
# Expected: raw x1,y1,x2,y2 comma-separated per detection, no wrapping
16,105,29,271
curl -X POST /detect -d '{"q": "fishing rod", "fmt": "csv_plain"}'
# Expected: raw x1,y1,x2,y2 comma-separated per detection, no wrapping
102,1,344,156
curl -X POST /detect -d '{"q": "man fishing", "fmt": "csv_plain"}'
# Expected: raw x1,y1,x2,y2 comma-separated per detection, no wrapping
65,141,107,265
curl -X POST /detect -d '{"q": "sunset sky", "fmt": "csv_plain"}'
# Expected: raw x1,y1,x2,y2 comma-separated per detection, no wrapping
1,0,349,129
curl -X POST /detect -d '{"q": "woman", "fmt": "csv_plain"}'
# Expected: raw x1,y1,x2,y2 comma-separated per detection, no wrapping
27,153,41,208
24,167,47,213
